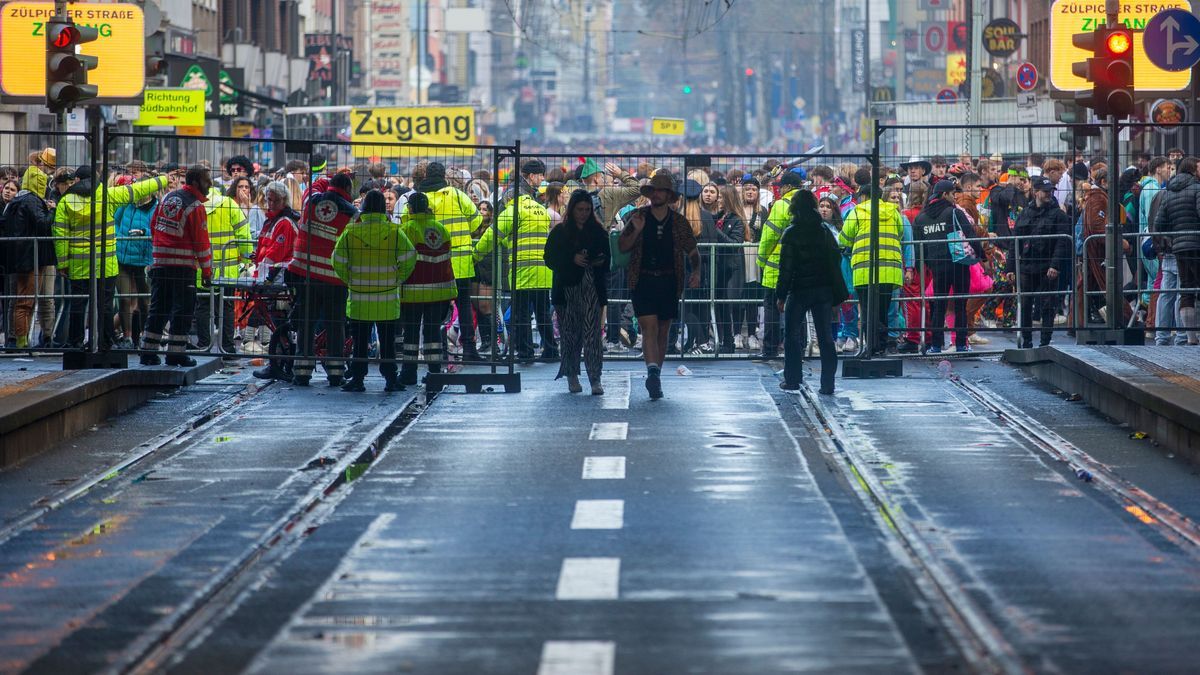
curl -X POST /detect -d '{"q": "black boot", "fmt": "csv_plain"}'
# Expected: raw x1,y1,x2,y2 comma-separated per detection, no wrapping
340,378,365,392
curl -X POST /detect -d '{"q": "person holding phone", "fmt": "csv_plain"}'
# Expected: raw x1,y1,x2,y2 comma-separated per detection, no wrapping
113,175,158,348
544,189,611,395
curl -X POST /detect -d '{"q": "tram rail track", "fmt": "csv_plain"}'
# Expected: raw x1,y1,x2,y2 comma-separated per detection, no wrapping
793,384,1027,675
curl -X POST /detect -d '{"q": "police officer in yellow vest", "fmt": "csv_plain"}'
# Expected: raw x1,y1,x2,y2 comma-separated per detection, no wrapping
331,190,417,393
53,165,168,349
194,186,253,355
755,169,805,359
839,186,905,356
475,179,555,362
413,161,484,360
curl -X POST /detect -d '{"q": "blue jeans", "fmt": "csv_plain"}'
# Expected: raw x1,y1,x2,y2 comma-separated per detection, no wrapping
1155,254,1187,345
784,289,837,392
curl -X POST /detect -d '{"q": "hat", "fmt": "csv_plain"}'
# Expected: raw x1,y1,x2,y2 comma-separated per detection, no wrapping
521,159,546,176
38,148,56,169
779,169,805,188
931,180,957,197
73,165,92,181
579,158,601,179
683,179,702,200
1031,176,1055,192
1071,162,1089,180
426,161,447,180
900,156,932,174
710,174,728,186
639,171,679,197
742,177,761,188
310,154,327,174
161,162,181,174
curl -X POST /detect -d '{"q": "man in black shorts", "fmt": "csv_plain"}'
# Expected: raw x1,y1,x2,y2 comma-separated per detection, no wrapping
618,171,700,399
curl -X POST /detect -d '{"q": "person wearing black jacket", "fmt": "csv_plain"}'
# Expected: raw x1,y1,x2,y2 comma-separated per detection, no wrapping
2,171,55,348
713,185,746,353
544,189,610,395
988,166,1028,251
775,190,847,395
913,180,978,353
1153,156,1200,343
1014,176,1072,348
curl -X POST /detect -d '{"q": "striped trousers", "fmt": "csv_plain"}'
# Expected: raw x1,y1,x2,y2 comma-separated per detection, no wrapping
398,300,450,378
556,271,603,383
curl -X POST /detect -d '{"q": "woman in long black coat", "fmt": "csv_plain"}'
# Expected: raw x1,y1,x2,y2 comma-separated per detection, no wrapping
544,189,610,395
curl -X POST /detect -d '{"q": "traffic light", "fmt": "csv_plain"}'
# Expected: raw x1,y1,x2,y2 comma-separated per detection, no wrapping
146,54,167,78
1071,24,1135,119
744,68,755,77
681,85,692,94
45,17,99,113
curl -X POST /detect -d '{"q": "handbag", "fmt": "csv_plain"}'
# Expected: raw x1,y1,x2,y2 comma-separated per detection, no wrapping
609,228,629,269
946,211,980,265
968,262,993,294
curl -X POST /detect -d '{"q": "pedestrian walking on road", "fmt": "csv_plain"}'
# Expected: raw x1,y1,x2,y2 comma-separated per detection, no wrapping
777,190,846,394
544,189,609,395
140,166,213,367
332,190,416,392
618,171,701,400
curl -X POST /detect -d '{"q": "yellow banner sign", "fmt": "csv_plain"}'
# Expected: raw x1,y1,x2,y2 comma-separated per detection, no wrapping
651,117,686,136
946,52,967,86
349,106,476,158
135,89,206,127
0,2,145,100
1050,0,1192,92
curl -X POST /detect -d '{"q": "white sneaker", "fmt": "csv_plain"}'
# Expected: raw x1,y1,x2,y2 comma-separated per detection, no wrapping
835,337,846,352
747,336,761,351
734,334,746,350
967,334,990,345
842,337,859,353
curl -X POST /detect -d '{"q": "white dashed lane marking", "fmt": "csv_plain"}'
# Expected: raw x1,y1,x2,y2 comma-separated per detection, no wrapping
600,372,630,410
582,456,626,480
589,422,628,441
555,558,621,600
571,500,625,530
537,641,616,675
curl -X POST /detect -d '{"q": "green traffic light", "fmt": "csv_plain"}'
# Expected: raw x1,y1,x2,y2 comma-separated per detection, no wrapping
682,85,692,94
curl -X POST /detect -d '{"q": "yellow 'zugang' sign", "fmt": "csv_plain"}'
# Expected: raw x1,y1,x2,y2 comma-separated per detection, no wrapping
651,117,686,136
1049,0,1192,92
0,2,145,100
350,106,476,158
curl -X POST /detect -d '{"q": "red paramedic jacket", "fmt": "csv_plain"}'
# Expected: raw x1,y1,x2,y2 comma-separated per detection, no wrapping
150,185,212,281
289,185,356,285
256,207,300,270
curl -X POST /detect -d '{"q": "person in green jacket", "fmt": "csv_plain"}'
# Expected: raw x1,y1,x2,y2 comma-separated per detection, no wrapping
755,169,805,359
839,187,905,355
53,166,168,349
332,190,416,392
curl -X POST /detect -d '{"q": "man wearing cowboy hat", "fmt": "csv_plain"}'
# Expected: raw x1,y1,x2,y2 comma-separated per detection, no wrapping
900,157,932,196
617,171,700,400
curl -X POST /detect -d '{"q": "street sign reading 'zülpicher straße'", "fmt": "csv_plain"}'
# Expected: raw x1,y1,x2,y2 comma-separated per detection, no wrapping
0,2,145,102
1049,0,1193,93
135,89,205,127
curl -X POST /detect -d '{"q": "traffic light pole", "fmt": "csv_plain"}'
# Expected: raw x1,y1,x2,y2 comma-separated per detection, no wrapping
1106,114,1122,331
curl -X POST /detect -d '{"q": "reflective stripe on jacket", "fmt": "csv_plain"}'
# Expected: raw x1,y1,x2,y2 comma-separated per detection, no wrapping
424,186,481,280
204,189,253,281
475,194,552,290
756,189,797,289
399,213,456,303
53,176,168,280
838,199,905,288
332,212,416,320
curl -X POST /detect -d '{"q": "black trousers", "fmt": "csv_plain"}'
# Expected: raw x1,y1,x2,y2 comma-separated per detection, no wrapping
287,271,347,381
929,263,970,349
141,266,197,356
783,290,838,392
346,319,397,381
761,287,782,355
511,288,554,357
1019,271,1061,347
67,276,118,349
399,301,450,376
855,284,897,354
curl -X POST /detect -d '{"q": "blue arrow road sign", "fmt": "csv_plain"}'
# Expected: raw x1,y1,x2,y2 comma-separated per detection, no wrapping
1145,8,1200,72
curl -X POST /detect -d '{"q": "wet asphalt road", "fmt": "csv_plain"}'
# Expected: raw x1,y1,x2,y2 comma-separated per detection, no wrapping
1,357,1199,673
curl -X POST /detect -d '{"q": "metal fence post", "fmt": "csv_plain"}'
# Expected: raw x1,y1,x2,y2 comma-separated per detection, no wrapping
865,119,882,357
1106,115,1121,330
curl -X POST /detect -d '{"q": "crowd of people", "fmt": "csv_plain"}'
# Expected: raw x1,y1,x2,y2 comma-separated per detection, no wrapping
1,142,1198,399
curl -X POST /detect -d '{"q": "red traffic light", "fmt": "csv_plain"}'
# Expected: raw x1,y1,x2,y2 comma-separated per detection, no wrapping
744,68,755,77
1105,31,1132,55
50,25,78,49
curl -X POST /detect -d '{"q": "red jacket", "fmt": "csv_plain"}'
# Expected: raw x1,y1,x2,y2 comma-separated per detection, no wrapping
256,207,299,270
289,186,357,285
150,185,212,279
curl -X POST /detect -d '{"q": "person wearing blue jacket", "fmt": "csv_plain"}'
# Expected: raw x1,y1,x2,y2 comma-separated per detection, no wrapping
113,188,158,348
